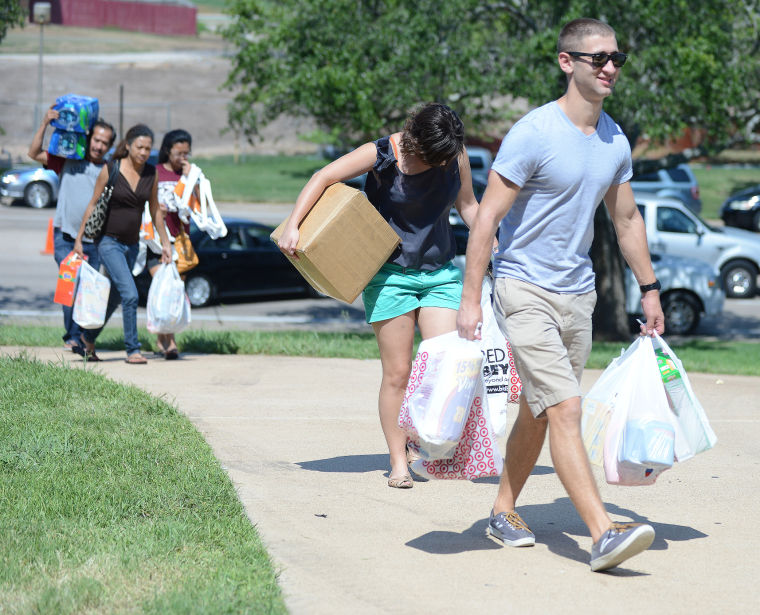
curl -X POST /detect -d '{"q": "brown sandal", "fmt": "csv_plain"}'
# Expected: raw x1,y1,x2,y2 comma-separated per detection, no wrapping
80,336,99,362
125,353,148,365
387,474,413,489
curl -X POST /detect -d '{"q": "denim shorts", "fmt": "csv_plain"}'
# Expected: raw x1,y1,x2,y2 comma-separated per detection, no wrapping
362,262,462,323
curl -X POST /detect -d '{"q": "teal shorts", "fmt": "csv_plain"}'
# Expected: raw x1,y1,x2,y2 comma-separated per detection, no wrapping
362,262,463,323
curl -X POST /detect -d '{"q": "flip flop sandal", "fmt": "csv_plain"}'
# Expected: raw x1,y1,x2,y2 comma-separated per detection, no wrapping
387,474,413,489
125,354,148,365
83,350,100,362
164,349,179,360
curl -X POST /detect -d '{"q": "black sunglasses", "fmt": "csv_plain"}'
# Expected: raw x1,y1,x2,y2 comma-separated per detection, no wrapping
567,51,628,68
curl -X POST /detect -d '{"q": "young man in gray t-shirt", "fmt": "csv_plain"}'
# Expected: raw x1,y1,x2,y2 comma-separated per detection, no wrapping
457,18,665,572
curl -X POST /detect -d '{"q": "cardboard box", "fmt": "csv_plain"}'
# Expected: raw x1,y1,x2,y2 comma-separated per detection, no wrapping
270,183,401,303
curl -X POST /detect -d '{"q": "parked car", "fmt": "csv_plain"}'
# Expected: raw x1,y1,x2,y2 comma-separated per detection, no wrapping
637,195,760,298
0,166,59,208
625,252,724,335
136,218,315,307
630,162,702,214
720,183,760,232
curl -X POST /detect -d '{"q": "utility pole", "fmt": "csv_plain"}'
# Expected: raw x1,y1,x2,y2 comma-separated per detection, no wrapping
33,3,52,127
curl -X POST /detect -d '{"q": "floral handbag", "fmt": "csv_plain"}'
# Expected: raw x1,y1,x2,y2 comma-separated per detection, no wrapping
83,160,120,240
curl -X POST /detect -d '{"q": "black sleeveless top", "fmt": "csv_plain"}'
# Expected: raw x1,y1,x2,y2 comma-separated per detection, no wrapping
364,136,461,271
103,161,156,245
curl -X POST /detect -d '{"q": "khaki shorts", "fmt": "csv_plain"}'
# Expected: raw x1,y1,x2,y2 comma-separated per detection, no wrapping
492,278,596,417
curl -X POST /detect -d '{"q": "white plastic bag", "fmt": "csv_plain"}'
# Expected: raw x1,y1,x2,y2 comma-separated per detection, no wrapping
146,263,191,334
479,276,522,436
652,333,717,460
598,336,677,486
398,331,484,460
581,342,638,466
72,261,111,329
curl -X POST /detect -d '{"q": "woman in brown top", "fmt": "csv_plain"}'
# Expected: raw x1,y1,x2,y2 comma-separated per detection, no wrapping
74,124,171,364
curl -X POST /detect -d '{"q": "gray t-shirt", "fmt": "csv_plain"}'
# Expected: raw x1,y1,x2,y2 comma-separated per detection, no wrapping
491,101,633,293
51,157,104,240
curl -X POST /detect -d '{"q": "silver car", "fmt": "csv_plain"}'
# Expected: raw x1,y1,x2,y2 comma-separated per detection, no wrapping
0,166,59,208
625,252,724,335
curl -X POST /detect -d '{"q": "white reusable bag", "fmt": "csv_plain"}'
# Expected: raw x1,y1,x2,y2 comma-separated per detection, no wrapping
146,263,191,334
72,261,111,329
399,331,484,460
479,276,522,436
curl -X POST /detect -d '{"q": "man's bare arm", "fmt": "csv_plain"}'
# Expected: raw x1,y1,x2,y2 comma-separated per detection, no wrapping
457,171,521,340
28,106,58,165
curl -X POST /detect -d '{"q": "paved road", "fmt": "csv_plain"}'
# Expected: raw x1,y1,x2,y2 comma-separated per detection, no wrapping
2,202,758,338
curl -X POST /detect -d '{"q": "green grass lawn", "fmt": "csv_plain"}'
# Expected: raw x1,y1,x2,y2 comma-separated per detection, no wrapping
2,324,759,376
195,154,329,203
0,353,285,614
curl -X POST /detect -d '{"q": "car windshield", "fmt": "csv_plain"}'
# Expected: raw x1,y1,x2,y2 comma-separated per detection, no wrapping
690,209,720,232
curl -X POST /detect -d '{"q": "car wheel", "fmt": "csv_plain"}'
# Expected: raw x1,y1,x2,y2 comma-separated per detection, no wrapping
24,181,53,208
721,259,758,299
185,274,214,307
661,291,701,335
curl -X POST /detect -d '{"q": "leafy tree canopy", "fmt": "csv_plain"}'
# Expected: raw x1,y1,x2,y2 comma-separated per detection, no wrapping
223,0,759,151
0,0,25,43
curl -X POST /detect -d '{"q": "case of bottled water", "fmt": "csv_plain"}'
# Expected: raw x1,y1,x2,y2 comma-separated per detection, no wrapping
51,94,99,133
48,129,87,160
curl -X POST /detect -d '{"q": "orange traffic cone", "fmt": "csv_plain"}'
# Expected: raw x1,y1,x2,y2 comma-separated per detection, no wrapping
41,218,54,255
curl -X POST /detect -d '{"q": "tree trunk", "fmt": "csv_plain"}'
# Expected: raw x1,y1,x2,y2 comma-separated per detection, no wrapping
590,203,631,341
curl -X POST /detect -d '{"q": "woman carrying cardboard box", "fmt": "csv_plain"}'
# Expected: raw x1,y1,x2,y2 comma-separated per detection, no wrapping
278,103,479,489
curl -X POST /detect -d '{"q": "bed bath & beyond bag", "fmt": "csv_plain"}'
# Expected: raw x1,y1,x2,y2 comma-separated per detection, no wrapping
398,331,503,480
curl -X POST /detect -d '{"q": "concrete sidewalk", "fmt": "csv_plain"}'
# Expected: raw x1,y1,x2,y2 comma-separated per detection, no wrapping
3,345,758,614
